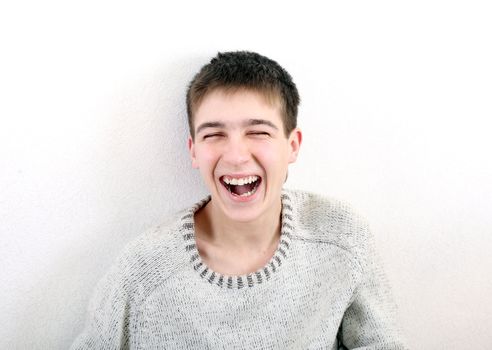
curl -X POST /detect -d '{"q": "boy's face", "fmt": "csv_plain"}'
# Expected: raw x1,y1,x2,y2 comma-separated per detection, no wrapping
188,89,301,223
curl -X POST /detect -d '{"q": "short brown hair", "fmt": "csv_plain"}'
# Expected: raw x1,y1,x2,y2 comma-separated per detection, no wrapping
186,51,300,139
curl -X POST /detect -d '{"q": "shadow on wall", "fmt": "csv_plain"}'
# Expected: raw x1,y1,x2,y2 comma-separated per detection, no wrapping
9,54,212,349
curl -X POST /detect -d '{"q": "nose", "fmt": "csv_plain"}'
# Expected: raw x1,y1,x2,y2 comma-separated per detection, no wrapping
222,135,251,166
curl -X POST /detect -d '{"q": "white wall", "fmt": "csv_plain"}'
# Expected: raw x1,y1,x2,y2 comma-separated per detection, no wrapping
1,1,491,349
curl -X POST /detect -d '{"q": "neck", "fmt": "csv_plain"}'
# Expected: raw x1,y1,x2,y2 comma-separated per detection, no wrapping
196,198,282,252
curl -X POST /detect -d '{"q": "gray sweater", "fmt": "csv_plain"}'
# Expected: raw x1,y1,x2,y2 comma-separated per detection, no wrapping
72,189,407,349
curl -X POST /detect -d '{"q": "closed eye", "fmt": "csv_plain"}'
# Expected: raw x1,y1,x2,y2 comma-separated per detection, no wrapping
203,133,224,140
248,131,270,137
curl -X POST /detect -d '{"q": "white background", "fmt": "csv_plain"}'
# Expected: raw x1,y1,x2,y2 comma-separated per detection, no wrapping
1,1,491,349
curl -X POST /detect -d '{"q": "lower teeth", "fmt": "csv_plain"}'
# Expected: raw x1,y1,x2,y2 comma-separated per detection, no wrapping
226,182,258,197
240,189,255,197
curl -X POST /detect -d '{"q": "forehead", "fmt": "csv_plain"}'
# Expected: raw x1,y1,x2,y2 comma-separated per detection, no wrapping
193,89,283,129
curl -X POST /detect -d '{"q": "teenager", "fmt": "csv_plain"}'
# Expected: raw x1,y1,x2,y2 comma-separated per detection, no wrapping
72,51,407,349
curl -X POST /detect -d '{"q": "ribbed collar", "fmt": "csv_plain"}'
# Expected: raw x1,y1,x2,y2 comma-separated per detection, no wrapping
180,191,294,289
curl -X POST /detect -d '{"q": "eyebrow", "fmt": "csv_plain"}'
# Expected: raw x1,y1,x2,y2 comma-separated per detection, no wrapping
195,121,226,135
244,118,279,130
195,118,279,134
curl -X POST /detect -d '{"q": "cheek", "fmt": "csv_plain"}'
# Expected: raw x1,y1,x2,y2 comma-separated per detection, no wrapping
253,144,288,167
194,148,219,168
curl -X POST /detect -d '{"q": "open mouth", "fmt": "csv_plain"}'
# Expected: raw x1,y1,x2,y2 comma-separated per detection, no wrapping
220,175,262,197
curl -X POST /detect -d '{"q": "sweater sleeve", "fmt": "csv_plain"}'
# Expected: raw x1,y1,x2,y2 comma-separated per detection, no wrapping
70,259,133,350
338,224,408,349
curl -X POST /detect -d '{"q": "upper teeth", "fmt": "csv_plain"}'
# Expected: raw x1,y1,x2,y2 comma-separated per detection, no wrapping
223,175,258,186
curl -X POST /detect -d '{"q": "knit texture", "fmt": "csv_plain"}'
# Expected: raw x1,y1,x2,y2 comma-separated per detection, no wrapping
72,189,408,349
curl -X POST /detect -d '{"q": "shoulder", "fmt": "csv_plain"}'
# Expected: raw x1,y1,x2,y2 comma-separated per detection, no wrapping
283,188,371,252
104,209,191,301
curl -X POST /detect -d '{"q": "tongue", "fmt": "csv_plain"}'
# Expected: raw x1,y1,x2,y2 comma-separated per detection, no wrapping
230,182,255,195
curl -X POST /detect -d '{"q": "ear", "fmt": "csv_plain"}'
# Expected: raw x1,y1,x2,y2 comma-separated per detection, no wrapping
188,136,199,169
287,128,302,163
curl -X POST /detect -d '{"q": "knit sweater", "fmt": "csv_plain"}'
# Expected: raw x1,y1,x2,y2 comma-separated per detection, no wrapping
72,189,407,349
